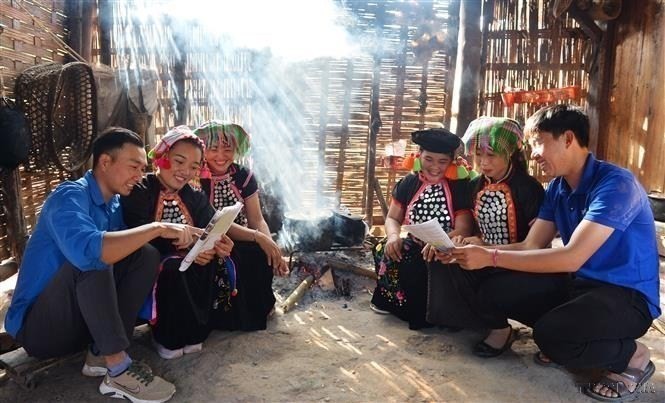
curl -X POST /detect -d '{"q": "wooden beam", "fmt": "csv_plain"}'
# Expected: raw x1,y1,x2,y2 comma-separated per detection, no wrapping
364,3,385,228
443,0,461,127
64,0,81,63
98,0,112,66
317,61,329,208
451,0,483,134
372,178,388,219
335,60,353,195
587,20,616,157
2,170,27,262
172,33,187,125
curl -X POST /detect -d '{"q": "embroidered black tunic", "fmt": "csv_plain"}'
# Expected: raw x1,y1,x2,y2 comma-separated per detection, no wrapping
200,163,276,331
426,168,546,329
371,173,471,329
121,174,219,350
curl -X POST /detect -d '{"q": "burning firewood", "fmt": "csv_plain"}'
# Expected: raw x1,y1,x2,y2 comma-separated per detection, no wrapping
280,265,331,313
319,256,377,280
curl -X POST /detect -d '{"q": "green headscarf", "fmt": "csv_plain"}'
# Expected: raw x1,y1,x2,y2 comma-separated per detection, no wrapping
193,120,251,158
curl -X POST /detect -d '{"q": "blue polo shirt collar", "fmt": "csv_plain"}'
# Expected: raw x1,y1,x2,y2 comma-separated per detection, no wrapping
84,170,115,208
559,152,595,196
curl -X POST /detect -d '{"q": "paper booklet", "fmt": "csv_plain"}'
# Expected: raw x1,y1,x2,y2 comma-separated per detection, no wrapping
178,202,243,272
401,218,455,252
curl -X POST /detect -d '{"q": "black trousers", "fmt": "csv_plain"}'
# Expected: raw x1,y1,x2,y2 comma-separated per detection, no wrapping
533,278,652,373
427,262,569,330
17,245,160,359
427,262,653,373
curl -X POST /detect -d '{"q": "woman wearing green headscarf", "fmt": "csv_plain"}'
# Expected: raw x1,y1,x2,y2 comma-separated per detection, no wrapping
426,117,562,358
194,120,287,332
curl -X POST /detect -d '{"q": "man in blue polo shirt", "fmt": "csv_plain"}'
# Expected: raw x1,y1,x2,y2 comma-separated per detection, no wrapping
5,127,218,402
444,104,660,402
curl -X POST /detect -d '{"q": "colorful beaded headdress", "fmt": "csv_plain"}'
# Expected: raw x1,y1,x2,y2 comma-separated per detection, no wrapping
462,117,524,159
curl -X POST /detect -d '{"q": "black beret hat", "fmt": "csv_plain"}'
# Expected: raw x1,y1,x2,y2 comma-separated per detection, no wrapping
411,128,462,154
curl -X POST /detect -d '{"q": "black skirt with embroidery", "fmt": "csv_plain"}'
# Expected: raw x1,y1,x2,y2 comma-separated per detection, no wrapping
208,241,276,331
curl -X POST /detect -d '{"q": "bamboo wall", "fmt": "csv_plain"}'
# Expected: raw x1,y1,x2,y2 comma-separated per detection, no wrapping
599,0,665,194
0,0,662,259
103,0,457,222
0,0,69,260
478,0,591,182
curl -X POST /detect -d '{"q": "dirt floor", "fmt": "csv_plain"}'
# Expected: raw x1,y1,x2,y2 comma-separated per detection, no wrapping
0,249,664,402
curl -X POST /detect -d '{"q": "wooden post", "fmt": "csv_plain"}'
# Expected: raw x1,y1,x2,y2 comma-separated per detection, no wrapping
586,21,616,157
172,33,187,126
317,61,329,208
392,24,407,143
364,3,385,227
98,0,113,66
443,0,461,127
372,178,389,219
3,170,27,262
388,24,408,195
65,0,82,63
79,0,95,63
450,0,483,134
335,60,353,195
478,0,494,116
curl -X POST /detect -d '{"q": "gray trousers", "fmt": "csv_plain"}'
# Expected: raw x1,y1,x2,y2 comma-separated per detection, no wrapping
17,244,160,359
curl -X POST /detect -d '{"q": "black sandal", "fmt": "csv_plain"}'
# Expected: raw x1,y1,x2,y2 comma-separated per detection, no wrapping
472,327,516,358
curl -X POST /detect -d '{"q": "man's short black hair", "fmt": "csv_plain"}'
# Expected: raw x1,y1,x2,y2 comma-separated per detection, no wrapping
92,127,144,169
525,104,590,148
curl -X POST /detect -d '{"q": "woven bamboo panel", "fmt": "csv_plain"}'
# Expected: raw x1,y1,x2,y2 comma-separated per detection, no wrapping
104,0,455,221
0,0,68,259
479,0,591,182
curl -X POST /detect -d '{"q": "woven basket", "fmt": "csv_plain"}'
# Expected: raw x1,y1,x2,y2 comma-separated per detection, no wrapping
15,62,96,172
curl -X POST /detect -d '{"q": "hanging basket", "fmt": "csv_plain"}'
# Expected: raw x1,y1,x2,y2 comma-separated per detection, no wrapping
15,62,97,172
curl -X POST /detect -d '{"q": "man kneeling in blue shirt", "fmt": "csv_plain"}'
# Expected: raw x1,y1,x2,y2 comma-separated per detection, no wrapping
433,104,660,402
4,127,224,402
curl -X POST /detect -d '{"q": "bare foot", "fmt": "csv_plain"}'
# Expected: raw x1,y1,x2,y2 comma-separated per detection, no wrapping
591,341,651,398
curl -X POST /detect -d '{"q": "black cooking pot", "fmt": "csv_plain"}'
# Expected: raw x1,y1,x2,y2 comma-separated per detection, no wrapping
332,211,367,246
282,211,334,251
648,193,665,222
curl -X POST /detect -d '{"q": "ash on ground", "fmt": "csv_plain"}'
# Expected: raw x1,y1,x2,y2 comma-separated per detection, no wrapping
273,247,376,310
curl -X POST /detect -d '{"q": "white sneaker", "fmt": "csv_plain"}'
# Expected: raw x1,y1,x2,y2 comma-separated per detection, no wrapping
99,361,175,402
153,341,183,360
183,343,202,354
82,351,108,377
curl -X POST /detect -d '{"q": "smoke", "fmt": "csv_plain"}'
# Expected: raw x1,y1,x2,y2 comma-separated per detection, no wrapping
159,0,360,61
110,0,365,218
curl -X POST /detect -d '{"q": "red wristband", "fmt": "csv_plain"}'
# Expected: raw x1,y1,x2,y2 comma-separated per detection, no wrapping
492,249,498,267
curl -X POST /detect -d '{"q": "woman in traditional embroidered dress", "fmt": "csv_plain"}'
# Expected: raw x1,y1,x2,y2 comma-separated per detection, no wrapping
370,128,474,330
121,126,234,360
425,117,551,358
193,120,288,332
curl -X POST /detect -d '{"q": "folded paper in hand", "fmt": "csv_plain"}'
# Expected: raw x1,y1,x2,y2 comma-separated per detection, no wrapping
402,218,455,251
179,202,243,272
